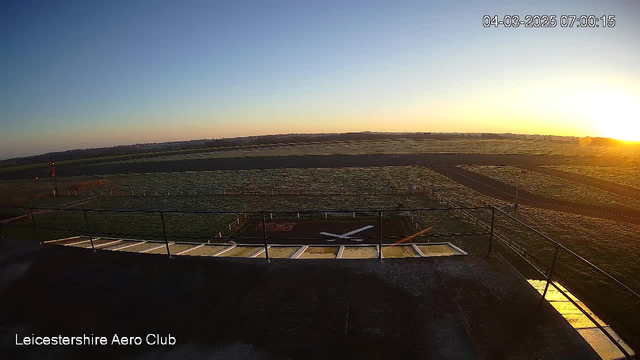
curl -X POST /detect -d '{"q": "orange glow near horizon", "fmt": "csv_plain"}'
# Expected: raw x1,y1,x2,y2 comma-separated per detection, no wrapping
567,81,640,142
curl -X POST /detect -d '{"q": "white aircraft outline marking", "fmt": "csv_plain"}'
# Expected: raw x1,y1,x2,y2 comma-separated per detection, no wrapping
319,225,374,242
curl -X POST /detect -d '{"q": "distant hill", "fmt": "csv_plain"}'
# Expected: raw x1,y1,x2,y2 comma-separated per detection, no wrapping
0,132,573,168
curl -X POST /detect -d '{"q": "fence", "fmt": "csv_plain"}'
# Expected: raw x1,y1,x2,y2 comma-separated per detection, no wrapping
1,204,491,253
1,203,637,358
54,184,434,197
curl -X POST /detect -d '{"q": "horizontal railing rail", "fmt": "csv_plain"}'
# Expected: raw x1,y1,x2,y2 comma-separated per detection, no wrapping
1,205,492,215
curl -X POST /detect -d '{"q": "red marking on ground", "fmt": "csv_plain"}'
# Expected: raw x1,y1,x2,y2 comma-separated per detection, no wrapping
255,222,295,232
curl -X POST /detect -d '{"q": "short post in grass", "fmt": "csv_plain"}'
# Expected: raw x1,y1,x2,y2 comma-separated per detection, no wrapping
29,208,41,244
378,211,383,261
475,211,479,231
488,207,495,255
83,210,95,252
159,211,171,258
514,170,521,213
261,212,270,263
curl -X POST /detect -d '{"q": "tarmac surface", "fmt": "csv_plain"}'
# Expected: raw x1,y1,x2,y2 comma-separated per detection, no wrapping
524,166,640,201
0,153,631,180
0,238,599,360
429,165,640,224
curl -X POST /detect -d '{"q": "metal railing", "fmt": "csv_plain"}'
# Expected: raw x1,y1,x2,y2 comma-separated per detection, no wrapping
1,202,637,358
488,206,638,359
395,189,638,359
1,205,490,258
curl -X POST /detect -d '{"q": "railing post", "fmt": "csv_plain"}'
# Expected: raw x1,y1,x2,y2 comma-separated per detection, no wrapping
159,211,171,258
488,207,495,255
262,212,270,263
29,208,41,244
378,211,383,261
83,210,95,252
541,244,561,304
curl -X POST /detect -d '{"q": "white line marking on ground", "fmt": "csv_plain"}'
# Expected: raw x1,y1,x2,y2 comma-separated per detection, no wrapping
447,242,468,255
94,239,122,249
112,241,147,251
176,243,205,255
140,243,174,253
291,245,309,259
43,235,81,244
64,238,91,246
412,244,425,257
250,246,269,258
211,245,236,257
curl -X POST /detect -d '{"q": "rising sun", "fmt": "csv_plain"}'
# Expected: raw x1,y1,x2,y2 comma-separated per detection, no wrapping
582,91,640,142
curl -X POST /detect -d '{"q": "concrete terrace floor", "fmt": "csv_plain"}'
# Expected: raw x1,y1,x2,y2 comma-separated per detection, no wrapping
0,239,599,360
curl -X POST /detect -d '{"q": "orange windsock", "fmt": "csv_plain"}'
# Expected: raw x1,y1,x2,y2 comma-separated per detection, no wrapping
393,226,433,245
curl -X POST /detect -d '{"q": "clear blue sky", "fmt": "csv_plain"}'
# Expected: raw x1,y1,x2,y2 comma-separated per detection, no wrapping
1,0,638,159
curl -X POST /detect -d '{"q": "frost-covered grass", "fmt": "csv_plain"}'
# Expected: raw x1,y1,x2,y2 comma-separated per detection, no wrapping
546,165,640,191
462,165,640,209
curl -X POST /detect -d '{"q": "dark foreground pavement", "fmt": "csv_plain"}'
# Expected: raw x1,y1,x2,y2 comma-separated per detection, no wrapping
0,239,598,360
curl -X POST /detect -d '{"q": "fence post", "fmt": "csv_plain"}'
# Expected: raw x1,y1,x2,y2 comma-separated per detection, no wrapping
159,211,171,258
488,207,495,255
262,212,270,263
30,208,41,244
83,210,95,252
378,211,383,261
540,244,561,304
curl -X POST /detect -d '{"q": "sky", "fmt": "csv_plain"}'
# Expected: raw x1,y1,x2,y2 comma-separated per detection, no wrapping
1,0,639,159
